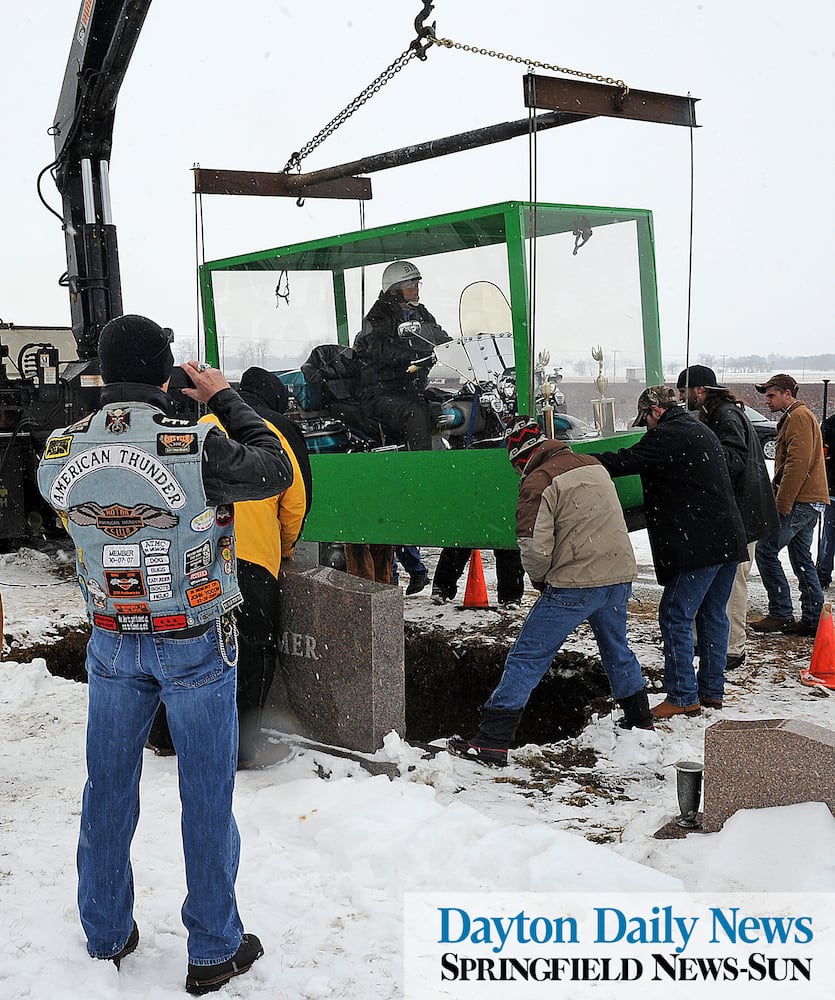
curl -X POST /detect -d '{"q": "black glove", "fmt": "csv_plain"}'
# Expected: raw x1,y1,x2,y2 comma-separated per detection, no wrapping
532,580,546,593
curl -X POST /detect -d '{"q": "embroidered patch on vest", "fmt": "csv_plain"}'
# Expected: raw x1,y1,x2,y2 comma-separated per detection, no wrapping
186,580,222,607
68,501,179,539
102,544,141,568
152,613,188,631
64,413,94,434
49,445,187,510
215,505,234,527
117,614,152,633
93,613,119,631
44,436,73,460
190,509,215,532
153,414,196,427
157,433,198,456
105,409,131,434
184,539,212,574
105,569,146,598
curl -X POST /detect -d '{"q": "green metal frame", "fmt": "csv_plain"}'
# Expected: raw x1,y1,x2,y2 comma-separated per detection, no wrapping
199,200,660,545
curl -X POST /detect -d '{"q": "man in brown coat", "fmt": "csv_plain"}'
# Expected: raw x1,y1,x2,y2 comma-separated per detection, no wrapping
447,417,652,767
750,374,829,636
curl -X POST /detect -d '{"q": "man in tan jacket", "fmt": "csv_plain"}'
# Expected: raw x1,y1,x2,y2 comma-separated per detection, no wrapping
448,417,652,767
751,374,829,636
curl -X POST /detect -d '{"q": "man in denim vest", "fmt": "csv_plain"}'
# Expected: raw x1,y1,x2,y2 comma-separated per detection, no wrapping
38,315,293,994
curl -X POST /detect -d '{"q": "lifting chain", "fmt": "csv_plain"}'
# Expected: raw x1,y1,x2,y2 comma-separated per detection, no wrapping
282,3,627,176
283,45,422,174
429,35,627,92
283,1,436,174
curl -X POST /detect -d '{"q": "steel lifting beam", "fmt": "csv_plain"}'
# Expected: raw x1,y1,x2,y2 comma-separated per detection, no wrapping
195,109,588,201
523,73,699,128
193,169,372,200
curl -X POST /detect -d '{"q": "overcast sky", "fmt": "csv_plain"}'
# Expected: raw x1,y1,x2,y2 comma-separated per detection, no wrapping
3,1,834,372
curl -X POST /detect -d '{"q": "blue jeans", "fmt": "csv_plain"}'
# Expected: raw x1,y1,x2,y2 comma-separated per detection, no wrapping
818,501,835,585
484,583,644,712
79,623,243,965
393,546,426,581
658,563,737,706
755,503,825,626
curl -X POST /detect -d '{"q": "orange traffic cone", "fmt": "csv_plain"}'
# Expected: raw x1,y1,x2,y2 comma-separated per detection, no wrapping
800,603,835,689
461,550,492,610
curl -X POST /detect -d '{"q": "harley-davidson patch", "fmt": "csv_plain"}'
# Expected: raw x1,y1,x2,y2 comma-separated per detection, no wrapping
104,569,146,598
68,501,179,539
44,436,73,460
105,408,131,434
157,433,198,456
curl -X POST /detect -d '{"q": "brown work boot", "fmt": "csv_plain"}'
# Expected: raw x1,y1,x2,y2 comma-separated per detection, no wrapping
651,698,701,719
749,615,794,632
700,697,723,709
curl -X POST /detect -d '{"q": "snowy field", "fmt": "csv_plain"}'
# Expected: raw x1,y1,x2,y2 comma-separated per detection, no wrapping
3,532,835,998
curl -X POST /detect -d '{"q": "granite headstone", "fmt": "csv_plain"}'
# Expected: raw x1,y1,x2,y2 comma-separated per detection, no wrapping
264,564,405,752
703,718,835,833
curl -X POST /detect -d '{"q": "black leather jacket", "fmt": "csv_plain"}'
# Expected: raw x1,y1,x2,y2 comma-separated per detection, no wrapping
355,292,451,396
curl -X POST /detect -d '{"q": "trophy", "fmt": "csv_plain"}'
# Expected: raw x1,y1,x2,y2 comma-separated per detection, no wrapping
591,344,616,436
537,350,555,438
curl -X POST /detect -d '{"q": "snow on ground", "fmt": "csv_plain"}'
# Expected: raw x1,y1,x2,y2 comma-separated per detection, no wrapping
3,532,835,998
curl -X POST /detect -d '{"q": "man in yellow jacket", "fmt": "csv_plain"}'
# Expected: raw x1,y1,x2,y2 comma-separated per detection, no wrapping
205,368,311,768
147,368,310,768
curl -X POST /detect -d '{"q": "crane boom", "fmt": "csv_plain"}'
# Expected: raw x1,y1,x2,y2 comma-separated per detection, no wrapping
52,0,153,360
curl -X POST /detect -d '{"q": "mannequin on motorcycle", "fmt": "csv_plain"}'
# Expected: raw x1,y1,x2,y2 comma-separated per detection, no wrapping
354,260,452,450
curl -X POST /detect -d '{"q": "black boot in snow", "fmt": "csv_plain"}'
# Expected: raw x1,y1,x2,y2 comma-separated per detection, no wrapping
616,688,655,730
447,707,523,768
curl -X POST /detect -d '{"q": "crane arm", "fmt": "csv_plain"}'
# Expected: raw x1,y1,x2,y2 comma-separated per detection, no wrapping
52,0,153,360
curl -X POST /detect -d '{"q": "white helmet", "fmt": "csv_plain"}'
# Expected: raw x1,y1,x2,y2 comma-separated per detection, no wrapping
381,260,421,293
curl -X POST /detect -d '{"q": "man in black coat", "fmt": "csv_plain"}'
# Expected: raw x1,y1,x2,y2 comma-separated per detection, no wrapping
818,411,835,588
597,386,747,718
677,365,779,669
354,259,452,450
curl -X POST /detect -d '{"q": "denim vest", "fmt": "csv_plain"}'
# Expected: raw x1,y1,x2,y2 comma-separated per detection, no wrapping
37,402,242,633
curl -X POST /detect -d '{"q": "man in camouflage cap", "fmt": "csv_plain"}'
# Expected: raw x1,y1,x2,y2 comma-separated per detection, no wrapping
597,386,747,719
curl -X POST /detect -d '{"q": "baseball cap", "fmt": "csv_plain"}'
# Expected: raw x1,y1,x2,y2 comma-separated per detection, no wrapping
634,385,678,426
676,365,727,391
754,373,798,394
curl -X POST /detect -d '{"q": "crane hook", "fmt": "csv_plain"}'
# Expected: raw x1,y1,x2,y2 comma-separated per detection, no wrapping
410,1,436,60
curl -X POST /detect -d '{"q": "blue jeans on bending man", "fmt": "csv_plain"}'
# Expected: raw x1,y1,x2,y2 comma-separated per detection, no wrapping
658,562,737,710
755,503,825,629
450,582,650,765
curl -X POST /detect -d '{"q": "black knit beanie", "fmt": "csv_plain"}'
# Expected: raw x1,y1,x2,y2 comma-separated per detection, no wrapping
98,314,175,386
